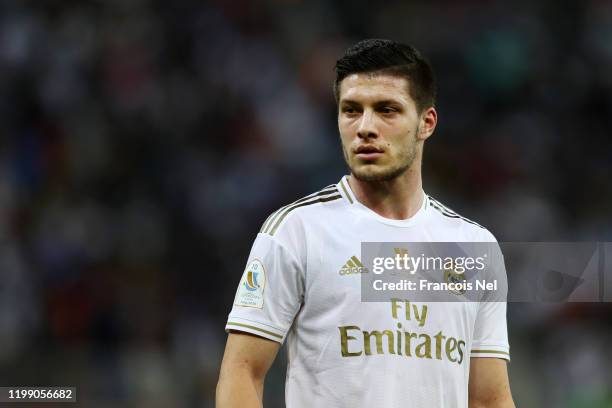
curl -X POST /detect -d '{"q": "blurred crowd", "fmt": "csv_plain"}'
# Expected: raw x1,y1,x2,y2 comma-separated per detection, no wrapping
0,0,611,407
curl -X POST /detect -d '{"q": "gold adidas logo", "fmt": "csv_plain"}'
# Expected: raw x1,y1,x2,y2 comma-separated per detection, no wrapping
339,256,369,275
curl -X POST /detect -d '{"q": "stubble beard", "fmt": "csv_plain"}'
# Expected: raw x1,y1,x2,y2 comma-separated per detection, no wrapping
342,130,419,183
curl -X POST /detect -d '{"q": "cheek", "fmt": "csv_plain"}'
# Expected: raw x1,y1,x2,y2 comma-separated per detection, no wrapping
386,129,415,154
338,122,353,142
338,115,352,128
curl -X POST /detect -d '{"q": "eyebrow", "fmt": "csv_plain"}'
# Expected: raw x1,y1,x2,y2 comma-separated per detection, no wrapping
340,99,403,106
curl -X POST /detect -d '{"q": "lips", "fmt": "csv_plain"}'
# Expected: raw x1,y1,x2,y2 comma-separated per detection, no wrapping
355,145,383,154
354,145,384,160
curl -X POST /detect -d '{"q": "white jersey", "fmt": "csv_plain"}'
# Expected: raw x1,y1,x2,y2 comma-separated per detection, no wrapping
225,176,509,408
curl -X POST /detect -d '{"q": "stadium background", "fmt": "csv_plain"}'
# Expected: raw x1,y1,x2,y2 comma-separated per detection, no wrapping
1,0,611,406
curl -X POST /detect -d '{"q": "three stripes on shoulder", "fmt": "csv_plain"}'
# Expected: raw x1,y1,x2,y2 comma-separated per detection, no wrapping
260,185,341,236
427,197,484,229
258,186,484,236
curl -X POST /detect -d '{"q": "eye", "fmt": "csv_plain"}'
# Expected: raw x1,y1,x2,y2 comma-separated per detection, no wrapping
341,106,359,115
379,106,398,114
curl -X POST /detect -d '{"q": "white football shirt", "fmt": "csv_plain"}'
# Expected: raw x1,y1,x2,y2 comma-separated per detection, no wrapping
226,175,510,408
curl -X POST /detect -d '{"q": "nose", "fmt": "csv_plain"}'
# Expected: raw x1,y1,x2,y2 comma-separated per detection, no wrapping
357,109,378,139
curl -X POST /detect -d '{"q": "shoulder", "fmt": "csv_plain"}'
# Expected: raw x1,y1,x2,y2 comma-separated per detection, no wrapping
426,195,497,242
258,183,344,237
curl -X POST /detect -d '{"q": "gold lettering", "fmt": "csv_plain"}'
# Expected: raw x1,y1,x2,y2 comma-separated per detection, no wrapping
363,330,395,355
396,323,403,355
391,298,402,319
415,333,432,359
457,340,466,364
413,304,428,327
434,331,446,360
404,332,417,356
339,326,362,357
445,337,458,363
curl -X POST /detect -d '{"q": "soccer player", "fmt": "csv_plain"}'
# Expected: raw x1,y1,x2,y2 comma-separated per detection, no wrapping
216,39,514,408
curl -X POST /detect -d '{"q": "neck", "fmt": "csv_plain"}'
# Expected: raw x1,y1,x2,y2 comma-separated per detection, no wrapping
348,165,424,220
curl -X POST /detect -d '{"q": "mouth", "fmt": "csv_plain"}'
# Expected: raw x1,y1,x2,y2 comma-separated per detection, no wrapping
354,145,384,160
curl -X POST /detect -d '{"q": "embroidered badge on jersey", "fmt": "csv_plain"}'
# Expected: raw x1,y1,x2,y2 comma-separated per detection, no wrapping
234,259,266,308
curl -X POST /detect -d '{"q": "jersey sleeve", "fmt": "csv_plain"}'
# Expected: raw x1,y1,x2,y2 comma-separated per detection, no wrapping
225,232,304,344
471,237,511,361
471,301,510,361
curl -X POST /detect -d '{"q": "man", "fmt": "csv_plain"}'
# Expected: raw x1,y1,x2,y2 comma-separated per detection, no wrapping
217,39,514,408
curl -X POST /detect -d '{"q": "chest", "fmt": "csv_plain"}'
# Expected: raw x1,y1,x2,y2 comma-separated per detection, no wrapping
301,220,479,338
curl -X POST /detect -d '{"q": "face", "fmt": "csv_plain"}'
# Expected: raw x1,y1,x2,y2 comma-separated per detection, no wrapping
337,73,436,182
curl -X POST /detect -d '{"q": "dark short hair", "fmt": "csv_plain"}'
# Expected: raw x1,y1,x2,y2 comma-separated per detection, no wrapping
334,39,436,113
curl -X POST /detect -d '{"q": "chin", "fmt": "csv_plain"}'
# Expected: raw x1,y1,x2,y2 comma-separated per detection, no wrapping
351,165,406,182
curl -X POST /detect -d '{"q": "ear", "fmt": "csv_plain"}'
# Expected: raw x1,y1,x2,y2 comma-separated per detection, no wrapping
418,107,437,141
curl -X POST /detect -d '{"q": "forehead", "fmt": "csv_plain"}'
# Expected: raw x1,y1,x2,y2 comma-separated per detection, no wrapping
338,73,412,104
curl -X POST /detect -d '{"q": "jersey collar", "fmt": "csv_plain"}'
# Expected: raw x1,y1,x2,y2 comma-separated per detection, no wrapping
337,175,429,227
